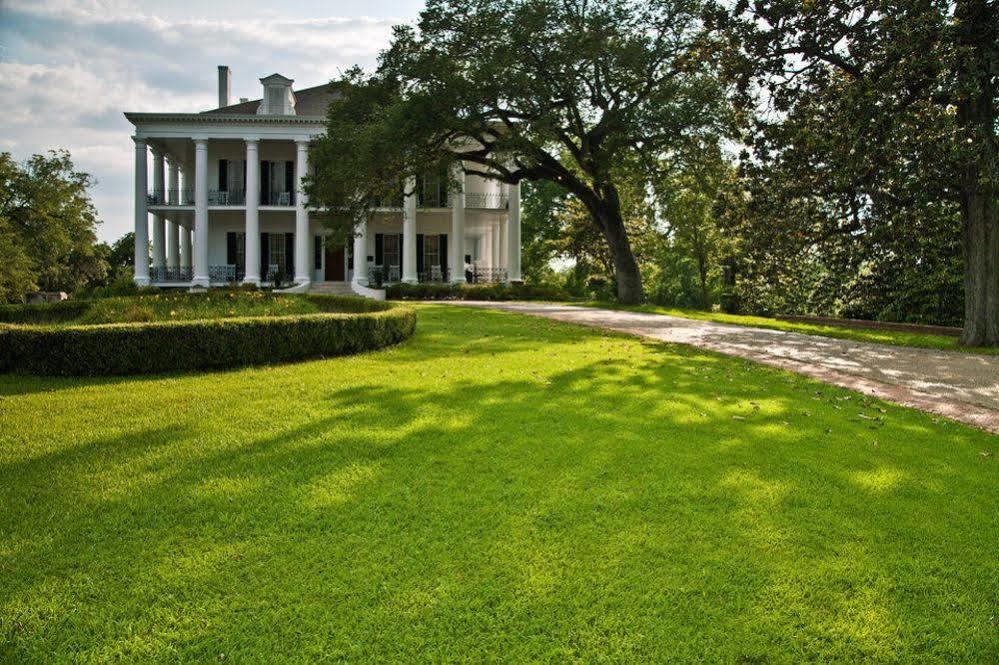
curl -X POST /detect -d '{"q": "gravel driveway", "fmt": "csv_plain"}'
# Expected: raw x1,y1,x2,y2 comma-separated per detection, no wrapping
458,302,999,434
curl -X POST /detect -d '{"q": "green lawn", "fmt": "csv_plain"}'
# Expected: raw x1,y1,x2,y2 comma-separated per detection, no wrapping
580,301,999,355
1,304,995,661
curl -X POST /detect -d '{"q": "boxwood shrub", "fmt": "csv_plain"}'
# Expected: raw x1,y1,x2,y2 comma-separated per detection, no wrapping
386,282,570,301
0,302,415,376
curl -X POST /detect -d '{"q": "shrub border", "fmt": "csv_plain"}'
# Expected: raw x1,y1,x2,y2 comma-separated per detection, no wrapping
385,282,571,301
0,299,415,376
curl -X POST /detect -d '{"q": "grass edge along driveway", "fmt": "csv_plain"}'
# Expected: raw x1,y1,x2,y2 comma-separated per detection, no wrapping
1,304,995,661
578,300,998,355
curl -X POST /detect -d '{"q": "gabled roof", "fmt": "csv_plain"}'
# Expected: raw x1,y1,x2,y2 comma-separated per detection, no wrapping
201,82,338,117
260,73,295,85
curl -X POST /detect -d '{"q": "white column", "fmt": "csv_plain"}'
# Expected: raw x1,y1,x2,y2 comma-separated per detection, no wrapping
352,217,368,285
491,223,500,270
450,163,466,283
151,149,166,274
192,139,210,287
500,217,508,275
402,175,418,283
507,179,522,282
294,139,310,285
132,137,150,285
180,164,192,270
167,160,180,270
483,230,493,271
243,139,261,285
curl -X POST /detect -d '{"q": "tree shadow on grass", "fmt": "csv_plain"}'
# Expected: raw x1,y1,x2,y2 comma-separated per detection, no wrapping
1,307,995,661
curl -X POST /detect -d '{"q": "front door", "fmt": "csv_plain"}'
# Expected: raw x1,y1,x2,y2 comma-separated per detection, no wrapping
325,244,345,281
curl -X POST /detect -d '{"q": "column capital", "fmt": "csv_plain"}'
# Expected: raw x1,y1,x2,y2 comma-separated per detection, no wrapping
245,137,260,147
133,136,146,148
295,138,311,148
193,138,209,150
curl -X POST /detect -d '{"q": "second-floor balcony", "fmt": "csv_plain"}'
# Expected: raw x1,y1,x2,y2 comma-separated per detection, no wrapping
209,189,246,205
148,188,194,206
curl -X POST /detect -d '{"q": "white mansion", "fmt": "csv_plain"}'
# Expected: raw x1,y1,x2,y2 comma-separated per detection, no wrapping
126,66,522,294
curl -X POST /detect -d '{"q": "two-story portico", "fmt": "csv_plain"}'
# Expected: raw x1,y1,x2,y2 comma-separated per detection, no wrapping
125,66,521,295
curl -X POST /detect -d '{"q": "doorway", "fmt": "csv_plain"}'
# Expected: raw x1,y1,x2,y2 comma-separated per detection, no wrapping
325,242,345,281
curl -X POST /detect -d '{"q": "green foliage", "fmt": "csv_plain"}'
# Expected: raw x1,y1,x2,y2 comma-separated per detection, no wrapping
1,305,995,660
706,0,996,339
0,151,108,301
0,295,415,375
308,0,731,303
385,282,570,301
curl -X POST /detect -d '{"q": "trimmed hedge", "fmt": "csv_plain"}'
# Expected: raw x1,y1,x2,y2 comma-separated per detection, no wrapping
0,302,415,376
386,282,571,302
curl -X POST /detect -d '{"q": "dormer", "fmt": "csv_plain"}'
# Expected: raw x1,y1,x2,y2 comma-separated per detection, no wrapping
257,74,296,115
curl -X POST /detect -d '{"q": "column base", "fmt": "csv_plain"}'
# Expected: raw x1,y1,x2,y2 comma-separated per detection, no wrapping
190,277,210,289
134,276,150,287
402,277,418,285
241,276,261,287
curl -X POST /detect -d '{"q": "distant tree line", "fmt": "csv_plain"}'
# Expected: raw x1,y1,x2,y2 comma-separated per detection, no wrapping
0,151,135,303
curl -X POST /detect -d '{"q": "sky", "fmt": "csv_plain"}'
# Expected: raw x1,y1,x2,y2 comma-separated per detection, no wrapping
0,0,424,242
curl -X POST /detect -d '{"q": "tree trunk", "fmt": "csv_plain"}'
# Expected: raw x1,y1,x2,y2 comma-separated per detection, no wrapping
590,200,643,304
956,0,998,346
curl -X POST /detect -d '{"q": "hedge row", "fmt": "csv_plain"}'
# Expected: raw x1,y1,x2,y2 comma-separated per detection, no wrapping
0,305,415,376
386,282,571,301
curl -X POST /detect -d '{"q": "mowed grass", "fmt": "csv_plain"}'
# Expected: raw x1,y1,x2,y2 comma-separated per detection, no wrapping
74,292,327,325
1,305,996,661
580,301,999,355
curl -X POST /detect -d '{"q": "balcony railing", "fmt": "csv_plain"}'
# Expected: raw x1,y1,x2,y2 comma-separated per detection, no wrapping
467,266,508,283
149,266,193,282
209,189,246,205
367,265,451,287
262,191,295,206
465,193,509,209
148,188,194,206
417,188,450,208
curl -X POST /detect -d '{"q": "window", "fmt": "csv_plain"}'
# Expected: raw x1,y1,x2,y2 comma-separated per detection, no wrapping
227,160,245,194
269,233,286,276
383,234,400,268
235,232,245,272
423,235,440,271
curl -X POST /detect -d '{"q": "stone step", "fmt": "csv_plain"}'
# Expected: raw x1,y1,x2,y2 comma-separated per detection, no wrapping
308,281,355,296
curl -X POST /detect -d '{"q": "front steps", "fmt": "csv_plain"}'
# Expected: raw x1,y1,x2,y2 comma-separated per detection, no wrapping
308,281,355,296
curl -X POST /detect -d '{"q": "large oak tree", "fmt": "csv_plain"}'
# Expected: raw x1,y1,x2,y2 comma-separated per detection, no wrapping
308,0,728,303
710,0,997,345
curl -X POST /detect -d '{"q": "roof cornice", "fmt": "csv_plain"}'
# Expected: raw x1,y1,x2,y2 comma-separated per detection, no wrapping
124,112,325,125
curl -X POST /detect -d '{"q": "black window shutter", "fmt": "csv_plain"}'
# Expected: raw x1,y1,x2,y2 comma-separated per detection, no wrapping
226,232,236,264
219,160,227,191
375,234,384,265
416,234,425,274
398,234,404,267
285,161,294,198
285,233,295,278
439,234,448,274
314,236,322,270
242,160,247,193
261,161,270,204
260,232,269,278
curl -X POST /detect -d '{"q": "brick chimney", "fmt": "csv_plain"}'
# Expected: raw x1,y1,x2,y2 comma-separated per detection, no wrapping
218,65,231,108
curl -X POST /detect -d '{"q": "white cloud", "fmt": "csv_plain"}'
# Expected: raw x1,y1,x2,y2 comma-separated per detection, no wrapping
0,0,402,241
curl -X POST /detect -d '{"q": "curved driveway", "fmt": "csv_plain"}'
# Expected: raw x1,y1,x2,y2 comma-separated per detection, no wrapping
458,302,999,434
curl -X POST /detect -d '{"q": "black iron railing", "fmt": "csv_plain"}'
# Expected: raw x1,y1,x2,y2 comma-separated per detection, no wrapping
262,191,295,206
149,266,193,282
209,190,246,205
467,266,507,284
148,188,195,205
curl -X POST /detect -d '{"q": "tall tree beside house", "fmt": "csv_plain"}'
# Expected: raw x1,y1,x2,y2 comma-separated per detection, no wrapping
307,0,730,303
708,0,997,345
0,151,108,302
